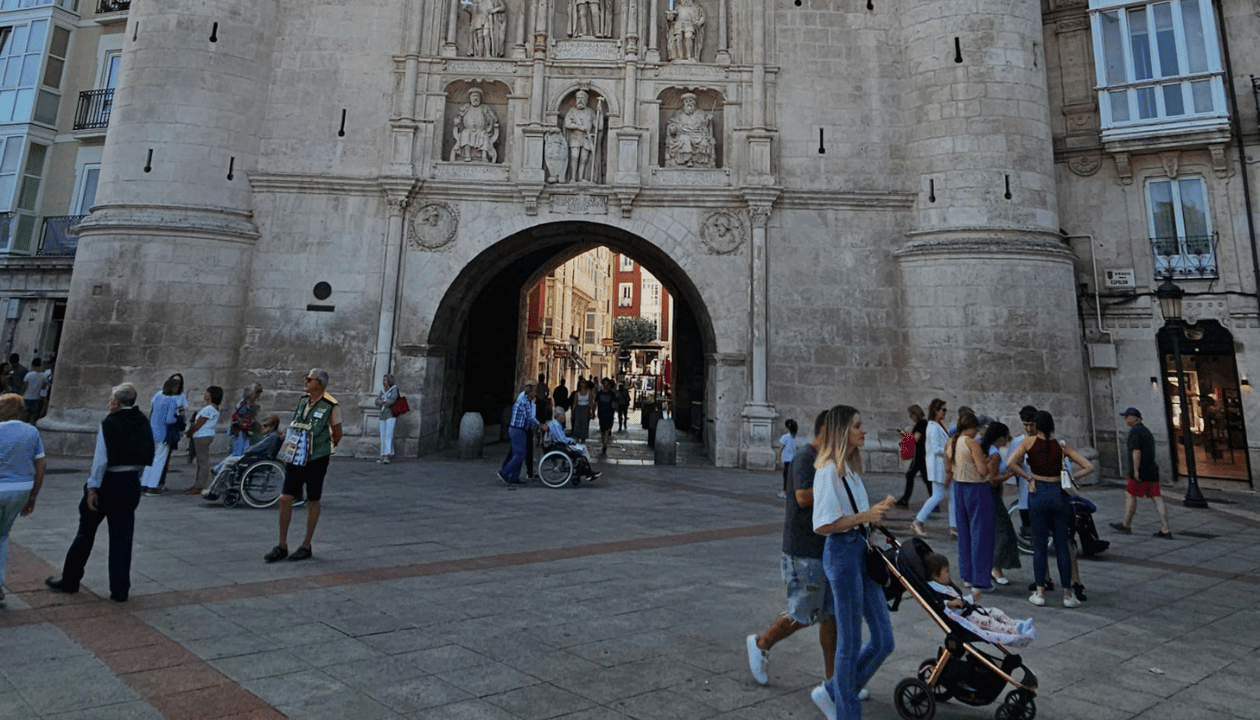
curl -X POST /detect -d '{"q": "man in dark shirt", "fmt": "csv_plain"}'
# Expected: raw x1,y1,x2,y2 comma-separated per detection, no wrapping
746,411,853,695
46,383,155,601
1109,408,1172,539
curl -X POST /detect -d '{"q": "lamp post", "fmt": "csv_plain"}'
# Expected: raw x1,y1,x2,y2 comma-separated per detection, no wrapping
1155,278,1208,508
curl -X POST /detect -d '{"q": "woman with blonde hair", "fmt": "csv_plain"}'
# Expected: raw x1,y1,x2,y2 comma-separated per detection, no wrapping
810,405,897,720
0,393,44,603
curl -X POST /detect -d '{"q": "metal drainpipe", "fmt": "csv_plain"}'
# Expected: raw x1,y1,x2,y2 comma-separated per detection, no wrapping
1068,233,1123,475
1213,0,1260,318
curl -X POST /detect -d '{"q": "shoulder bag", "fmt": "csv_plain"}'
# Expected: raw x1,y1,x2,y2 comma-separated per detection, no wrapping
837,470,891,588
390,395,410,417
899,432,915,460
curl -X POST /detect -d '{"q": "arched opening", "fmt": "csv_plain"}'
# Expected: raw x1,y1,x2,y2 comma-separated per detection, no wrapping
428,221,717,459
1157,320,1252,485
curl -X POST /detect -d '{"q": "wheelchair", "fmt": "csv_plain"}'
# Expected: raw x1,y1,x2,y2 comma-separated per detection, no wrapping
204,457,286,508
537,442,598,488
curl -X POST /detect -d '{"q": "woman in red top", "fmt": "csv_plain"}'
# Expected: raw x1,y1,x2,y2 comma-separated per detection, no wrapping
1006,411,1093,608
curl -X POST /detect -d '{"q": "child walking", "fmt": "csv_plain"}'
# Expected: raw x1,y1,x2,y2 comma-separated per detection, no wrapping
777,419,798,499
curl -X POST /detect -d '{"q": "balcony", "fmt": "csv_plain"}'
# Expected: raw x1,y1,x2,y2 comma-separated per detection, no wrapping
1151,234,1218,280
96,0,129,15
73,88,113,139
37,215,85,257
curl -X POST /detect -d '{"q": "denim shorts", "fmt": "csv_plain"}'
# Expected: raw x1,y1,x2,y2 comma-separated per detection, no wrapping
781,552,835,625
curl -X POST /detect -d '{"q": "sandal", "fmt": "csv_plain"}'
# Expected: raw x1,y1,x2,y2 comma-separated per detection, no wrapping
184,487,204,495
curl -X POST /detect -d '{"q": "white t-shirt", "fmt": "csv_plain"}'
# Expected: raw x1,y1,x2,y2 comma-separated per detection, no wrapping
812,462,870,533
193,406,219,438
22,371,47,400
779,433,797,463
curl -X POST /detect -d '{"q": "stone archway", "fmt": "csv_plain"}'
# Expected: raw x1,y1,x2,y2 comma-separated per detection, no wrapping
426,221,719,461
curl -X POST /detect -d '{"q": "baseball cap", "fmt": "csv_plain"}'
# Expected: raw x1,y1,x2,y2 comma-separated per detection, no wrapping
1120,407,1142,418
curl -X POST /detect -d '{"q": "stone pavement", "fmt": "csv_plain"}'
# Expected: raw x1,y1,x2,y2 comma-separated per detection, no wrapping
1,433,1258,720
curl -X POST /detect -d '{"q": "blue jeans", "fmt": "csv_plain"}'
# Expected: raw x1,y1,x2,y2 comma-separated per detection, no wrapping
0,488,32,588
955,482,994,588
949,481,958,528
825,530,894,719
1029,486,1072,589
500,427,528,482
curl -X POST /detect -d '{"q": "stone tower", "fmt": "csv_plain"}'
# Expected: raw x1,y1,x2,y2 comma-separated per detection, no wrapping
55,0,278,427
895,0,1088,429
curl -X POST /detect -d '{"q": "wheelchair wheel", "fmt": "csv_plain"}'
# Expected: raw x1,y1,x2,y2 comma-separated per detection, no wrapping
538,450,574,488
222,489,241,508
240,460,286,508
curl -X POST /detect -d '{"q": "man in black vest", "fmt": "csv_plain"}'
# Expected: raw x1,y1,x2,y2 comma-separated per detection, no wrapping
46,383,154,602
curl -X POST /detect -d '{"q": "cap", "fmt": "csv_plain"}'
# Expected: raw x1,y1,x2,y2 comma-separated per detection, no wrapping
1120,407,1142,419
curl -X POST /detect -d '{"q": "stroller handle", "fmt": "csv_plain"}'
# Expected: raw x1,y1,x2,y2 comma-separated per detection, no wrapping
871,524,897,542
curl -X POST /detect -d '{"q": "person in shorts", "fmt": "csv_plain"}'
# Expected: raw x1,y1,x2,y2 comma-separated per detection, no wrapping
746,410,847,693
1109,408,1172,539
264,369,341,563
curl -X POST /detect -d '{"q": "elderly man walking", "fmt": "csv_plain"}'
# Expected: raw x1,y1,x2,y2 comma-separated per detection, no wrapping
265,368,341,563
498,378,539,485
46,384,154,602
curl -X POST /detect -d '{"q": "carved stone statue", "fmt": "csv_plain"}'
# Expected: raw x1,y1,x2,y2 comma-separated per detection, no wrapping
562,90,605,183
451,88,500,163
569,0,613,39
465,0,507,58
667,0,705,61
665,93,715,168
543,129,569,183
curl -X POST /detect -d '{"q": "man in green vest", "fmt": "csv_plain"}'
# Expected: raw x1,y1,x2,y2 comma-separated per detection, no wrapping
265,368,341,563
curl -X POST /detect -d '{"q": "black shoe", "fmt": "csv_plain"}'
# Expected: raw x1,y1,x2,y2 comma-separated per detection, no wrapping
110,592,128,602
1072,583,1087,602
1153,530,1173,539
263,545,289,563
894,500,910,509
45,576,79,594
288,546,312,561
1027,580,1055,592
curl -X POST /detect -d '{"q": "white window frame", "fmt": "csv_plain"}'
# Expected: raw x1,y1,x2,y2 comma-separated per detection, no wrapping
71,162,98,214
1089,0,1228,141
1145,175,1216,279
619,255,633,272
618,282,633,307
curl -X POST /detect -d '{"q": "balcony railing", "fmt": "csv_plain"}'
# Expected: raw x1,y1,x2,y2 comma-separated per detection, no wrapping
74,88,113,131
97,0,130,12
1151,233,1218,279
37,215,86,257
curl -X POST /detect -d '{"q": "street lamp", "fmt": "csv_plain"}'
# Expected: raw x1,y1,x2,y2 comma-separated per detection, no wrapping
1155,278,1208,509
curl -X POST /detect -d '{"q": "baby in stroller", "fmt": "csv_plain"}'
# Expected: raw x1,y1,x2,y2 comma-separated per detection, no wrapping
925,552,1035,646
203,414,282,501
546,409,601,481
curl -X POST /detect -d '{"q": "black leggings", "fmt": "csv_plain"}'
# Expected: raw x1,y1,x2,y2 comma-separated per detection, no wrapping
899,457,929,504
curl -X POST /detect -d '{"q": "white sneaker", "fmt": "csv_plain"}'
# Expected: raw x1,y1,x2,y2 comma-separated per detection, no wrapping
1063,595,1081,609
746,634,769,685
858,688,870,701
1028,593,1046,607
810,685,837,720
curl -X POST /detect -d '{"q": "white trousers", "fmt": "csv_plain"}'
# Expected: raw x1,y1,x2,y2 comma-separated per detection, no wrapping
141,442,170,489
380,416,396,457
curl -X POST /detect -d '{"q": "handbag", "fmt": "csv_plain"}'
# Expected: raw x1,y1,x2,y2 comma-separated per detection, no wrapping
899,432,915,460
390,395,410,417
837,469,891,587
1060,457,1076,491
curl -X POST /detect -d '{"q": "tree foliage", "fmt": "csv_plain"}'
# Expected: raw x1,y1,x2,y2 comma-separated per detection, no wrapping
613,316,657,345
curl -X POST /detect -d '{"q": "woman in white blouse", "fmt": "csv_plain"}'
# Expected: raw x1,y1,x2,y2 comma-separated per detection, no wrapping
811,405,897,720
911,398,950,537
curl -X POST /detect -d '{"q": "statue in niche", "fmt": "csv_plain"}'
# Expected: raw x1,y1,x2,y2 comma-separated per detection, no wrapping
665,93,715,168
562,90,605,183
667,0,705,61
569,0,613,39
464,0,507,58
450,87,500,163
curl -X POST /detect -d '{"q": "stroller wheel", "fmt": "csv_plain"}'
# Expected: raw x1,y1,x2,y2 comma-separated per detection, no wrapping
1000,690,1037,720
894,678,936,720
917,659,952,702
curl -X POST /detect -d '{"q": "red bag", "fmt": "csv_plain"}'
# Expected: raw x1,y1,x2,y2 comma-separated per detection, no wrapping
899,432,915,460
390,395,410,417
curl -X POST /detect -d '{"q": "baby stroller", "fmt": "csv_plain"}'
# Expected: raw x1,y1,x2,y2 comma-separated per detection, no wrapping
874,529,1039,720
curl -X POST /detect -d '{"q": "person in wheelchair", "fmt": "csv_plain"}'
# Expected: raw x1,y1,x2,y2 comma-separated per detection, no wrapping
203,414,283,501
546,408,601,481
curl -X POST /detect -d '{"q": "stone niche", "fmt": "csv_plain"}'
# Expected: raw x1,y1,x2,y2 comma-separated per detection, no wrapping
657,87,723,169
552,0,621,41
658,0,722,64
441,80,511,167
454,0,522,58
546,88,611,184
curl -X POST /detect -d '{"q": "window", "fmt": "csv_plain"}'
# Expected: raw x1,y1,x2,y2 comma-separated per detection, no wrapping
619,255,634,272
74,163,98,214
584,311,596,345
1146,176,1215,278
0,20,48,124
1090,0,1227,139
618,282,633,307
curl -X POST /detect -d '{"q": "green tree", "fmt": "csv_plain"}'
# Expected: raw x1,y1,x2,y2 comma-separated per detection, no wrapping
613,316,657,345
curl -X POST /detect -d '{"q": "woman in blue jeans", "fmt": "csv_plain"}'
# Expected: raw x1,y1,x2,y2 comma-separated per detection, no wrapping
811,405,897,720
1006,411,1094,608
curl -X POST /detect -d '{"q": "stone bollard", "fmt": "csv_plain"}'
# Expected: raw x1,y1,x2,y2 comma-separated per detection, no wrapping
458,412,485,459
654,419,677,465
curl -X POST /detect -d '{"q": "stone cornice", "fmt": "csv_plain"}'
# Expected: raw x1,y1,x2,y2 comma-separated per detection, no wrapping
248,172,386,197
896,228,1075,261
75,204,260,244
777,189,916,211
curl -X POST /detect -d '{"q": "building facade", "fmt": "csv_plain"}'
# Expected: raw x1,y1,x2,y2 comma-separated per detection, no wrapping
523,246,616,394
34,0,1259,478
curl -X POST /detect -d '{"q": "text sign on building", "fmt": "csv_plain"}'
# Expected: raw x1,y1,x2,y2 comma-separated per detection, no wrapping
1104,268,1136,289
